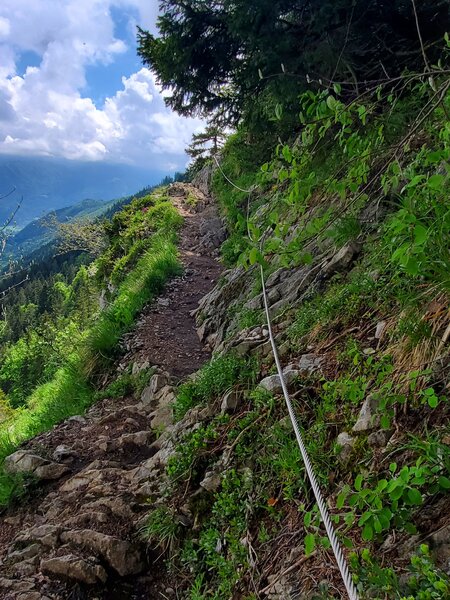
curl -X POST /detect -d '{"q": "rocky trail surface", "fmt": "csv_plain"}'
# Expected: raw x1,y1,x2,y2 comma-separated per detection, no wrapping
0,184,225,600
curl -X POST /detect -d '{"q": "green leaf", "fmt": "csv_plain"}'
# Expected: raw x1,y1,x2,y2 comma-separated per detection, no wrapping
376,479,388,492
326,95,337,111
282,144,292,162
438,476,450,490
275,104,283,121
344,512,355,527
304,533,316,556
337,491,347,510
342,536,353,549
380,415,391,429
358,511,372,526
407,488,422,506
354,474,363,491
413,224,428,245
427,394,439,408
389,485,404,502
320,536,331,549
428,174,445,190
404,522,418,535
403,175,425,190
304,511,312,527
362,523,374,541
378,508,392,530
373,516,382,534
404,256,419,276
248,247,261,265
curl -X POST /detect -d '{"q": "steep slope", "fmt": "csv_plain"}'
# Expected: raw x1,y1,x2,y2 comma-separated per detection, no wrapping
0,79,449,600
0,184,224,599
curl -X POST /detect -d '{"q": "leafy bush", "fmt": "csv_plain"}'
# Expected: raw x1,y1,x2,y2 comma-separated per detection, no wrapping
351,545,449,599
173,354,258,420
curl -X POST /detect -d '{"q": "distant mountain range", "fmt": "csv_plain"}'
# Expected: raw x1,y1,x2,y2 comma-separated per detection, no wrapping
2,178,170,269
4,198,113,264
0,155,165,228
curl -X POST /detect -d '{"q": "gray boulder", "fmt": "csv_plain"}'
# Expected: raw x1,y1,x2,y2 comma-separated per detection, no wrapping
4,450,69,480
352,395,380,432
336,432,356,463
60,529,143,576
258,369,302,394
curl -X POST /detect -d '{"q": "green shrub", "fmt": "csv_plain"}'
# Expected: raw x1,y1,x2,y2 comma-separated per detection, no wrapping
174,354,258,420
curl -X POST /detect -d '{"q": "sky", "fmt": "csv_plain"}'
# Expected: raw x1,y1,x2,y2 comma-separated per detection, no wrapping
0,0,203,172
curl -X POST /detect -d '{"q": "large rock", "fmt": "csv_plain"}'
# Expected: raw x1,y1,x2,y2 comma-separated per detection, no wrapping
429,525,450,573
4,450,69,480
258,369,302,395
118,431,153,448
220,390,242,413
192,163,215,196
352,394,380,432
7,543,41,563
60,529,143,576
200,470,222,492
322,242,361,277
141,373,170,406
59,465,125,493
52,445,76,462
367,429,392,448
296,354,323,373
15,524,61,548
41,554,107,584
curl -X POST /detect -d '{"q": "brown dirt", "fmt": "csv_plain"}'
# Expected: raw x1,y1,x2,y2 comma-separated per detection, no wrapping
120,198,223,379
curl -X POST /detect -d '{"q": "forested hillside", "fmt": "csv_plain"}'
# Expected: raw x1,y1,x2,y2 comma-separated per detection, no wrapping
0,2,449,599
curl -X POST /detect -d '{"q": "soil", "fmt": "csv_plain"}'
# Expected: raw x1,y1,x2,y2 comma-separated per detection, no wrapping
120,197,223,379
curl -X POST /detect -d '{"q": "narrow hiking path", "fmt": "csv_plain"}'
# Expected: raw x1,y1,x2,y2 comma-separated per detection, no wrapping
0,184,224,600
121,186,223,378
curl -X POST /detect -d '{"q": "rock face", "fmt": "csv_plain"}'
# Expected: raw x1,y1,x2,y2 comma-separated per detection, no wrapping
4,451,69,480
192,163,215,196
41,555,107,584
196,239,362,355
60,530,143,576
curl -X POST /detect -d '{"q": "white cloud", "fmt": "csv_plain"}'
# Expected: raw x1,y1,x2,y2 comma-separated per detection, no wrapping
0,0,203,170
0,17,10,38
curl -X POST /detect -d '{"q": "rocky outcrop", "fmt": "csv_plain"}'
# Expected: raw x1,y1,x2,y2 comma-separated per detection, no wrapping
4,451,69,480
196,242,362,354
40,555,107,584
191,163,216,196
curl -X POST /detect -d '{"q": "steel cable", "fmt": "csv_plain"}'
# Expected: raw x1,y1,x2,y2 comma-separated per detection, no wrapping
213,154,360,599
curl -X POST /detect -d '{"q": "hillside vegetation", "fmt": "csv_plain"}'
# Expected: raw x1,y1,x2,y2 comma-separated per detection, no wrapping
0,189,182,503
0,2,448,599
134,2,450,598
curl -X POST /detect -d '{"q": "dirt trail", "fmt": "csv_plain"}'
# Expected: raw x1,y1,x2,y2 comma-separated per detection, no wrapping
121,192,223,378
0,184,224,600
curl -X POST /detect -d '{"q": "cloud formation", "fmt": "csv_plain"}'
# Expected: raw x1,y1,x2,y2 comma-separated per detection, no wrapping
0,0,202,170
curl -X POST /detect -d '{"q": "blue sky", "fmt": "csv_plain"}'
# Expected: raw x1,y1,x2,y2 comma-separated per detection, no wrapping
0,1,203,171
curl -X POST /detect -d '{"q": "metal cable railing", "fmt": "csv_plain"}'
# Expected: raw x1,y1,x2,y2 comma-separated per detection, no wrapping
213,155,360,599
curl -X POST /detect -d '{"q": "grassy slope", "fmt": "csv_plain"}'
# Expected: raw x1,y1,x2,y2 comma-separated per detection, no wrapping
0,191,182,504
142,79,450,598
